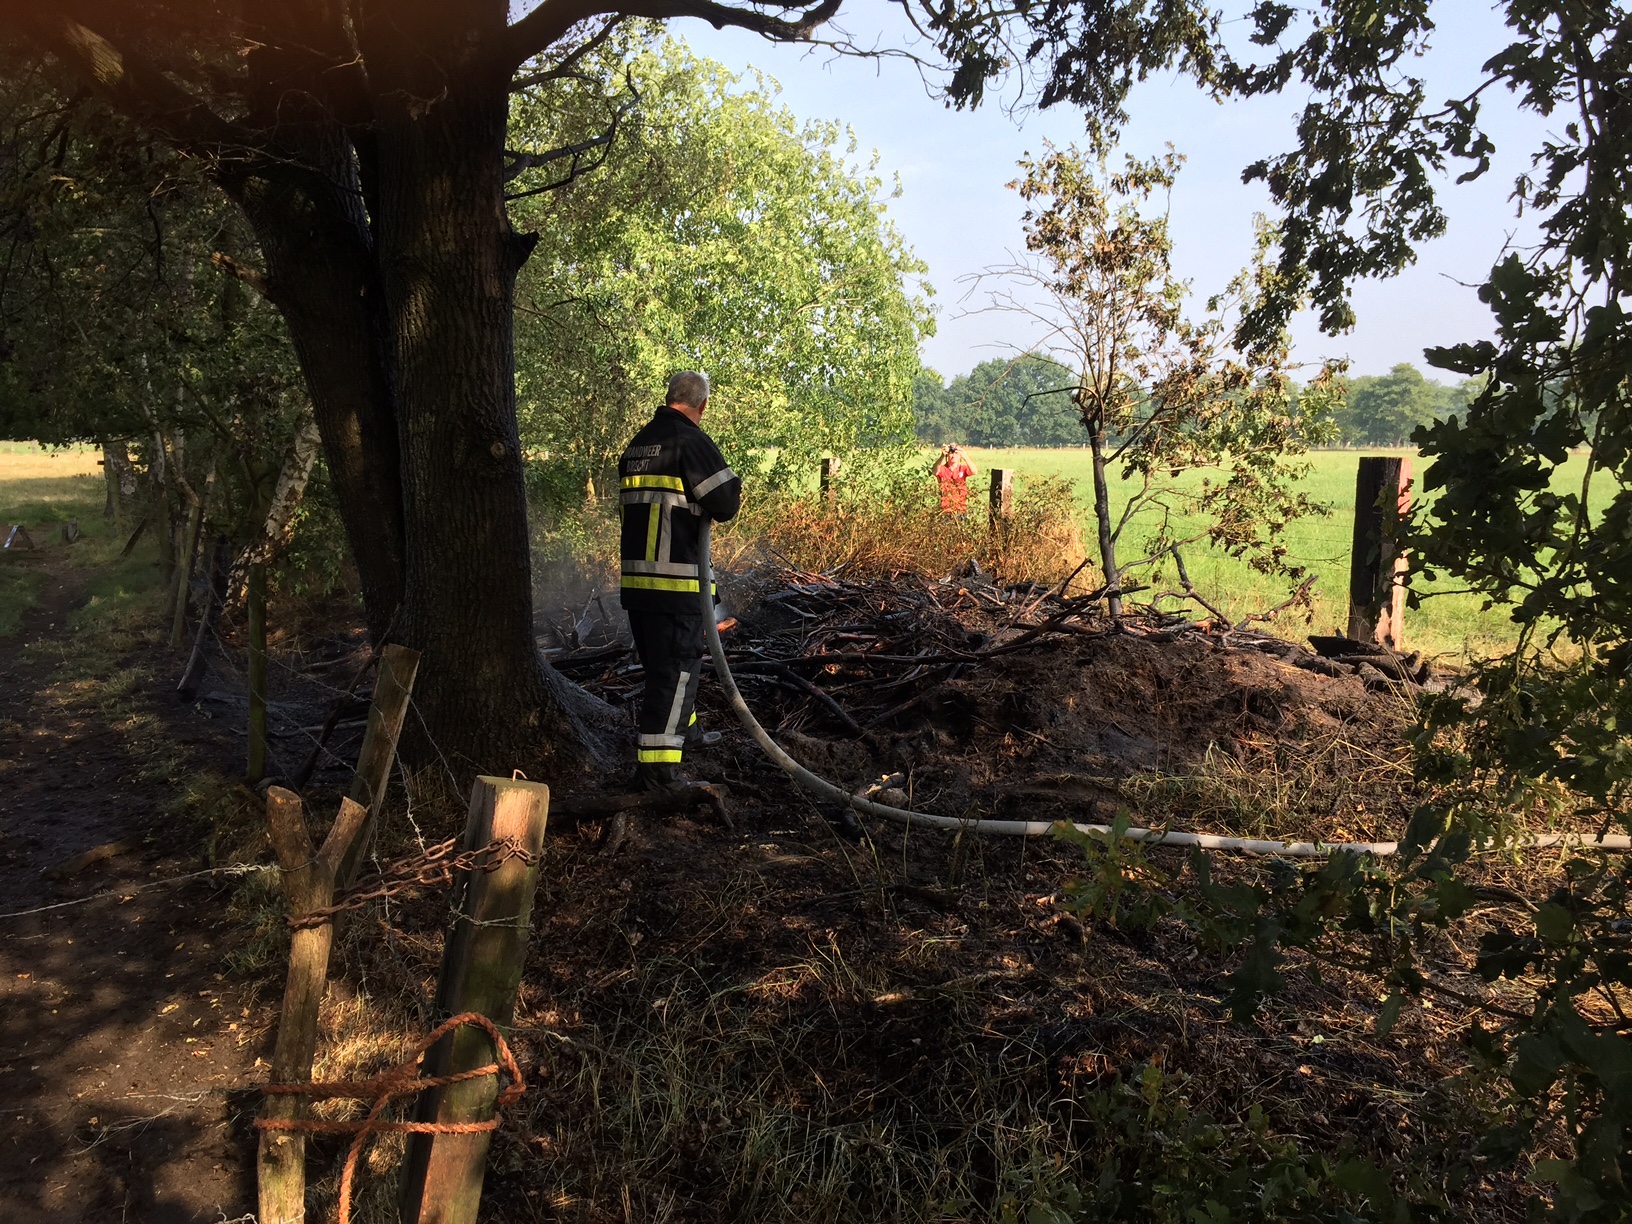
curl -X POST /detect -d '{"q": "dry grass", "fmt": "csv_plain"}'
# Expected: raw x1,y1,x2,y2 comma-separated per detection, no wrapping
528,476,1088,634
722,477,1087,587
293,803,1542,1224
0,440,104,479
255,707,1555,1224
1115,684,1423,844
0,443,160,637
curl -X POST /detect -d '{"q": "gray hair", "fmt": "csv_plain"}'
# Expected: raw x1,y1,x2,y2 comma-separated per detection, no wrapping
666,371,710,409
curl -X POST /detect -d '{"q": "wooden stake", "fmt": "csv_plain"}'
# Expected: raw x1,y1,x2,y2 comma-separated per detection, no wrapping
989,468,1014,521
169,456,217,650
257,789,370,1224
177,534,231,703
334,643,421,891
118,514,150,558
1347,456,1412,650
247,558,268,784
400,776,550,1224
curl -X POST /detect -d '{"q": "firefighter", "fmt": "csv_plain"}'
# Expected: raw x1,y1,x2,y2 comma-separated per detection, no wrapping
934,443,977,514
618,371,743,792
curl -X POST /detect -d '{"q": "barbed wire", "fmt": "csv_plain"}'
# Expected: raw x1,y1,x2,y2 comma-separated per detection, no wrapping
284,835,540,931
408,696,465,798
0,863,267,922
396,754,430,854
200,620,389,795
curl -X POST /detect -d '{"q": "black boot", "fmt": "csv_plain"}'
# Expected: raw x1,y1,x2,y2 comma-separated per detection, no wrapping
685,723,723,749
636,761,691,794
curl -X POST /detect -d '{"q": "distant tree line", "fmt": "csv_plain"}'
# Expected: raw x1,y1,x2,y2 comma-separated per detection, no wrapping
1332,363,1482,446
914,357,1481,448
912,355,1082,446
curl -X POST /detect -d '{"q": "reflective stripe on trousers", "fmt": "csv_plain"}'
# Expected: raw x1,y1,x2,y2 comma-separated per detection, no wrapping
627,611,705,767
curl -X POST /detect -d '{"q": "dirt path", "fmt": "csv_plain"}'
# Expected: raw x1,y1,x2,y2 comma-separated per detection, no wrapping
0,567,260,1221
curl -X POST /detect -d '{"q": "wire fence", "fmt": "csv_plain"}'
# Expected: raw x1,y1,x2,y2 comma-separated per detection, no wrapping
0,620,475,935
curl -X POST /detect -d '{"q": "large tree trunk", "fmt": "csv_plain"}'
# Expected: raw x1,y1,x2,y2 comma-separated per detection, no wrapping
364,33,580,772
227,164,407,643
23,3,614,781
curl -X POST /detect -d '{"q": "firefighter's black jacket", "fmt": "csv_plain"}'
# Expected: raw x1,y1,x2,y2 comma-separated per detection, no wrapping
617,406,742,614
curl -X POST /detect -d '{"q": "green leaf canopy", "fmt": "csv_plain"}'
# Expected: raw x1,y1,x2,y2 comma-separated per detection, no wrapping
509,38,933,495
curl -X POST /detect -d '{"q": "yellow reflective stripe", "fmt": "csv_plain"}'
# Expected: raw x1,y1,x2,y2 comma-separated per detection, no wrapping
619,577,719,596
688,711,697,726
622,474,684,491
637,748,683,763
644,503,661,561
620,575,702,593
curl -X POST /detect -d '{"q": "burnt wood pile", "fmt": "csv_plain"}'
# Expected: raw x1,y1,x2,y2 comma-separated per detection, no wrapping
547,562,1442,744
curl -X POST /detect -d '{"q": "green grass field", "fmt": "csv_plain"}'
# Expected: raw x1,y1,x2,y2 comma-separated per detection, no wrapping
957,445,1585,660
0,443,156,637
2,440,1566,658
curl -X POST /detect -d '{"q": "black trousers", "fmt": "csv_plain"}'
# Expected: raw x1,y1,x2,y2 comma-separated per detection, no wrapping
628,611,705,770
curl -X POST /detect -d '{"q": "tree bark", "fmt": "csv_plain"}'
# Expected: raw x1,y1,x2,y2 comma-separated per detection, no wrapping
24,2,622,777
225,407,323,608
364,40,563,771
101,441,135,524
151,426,178,590
178,533,231,703
247,557,268,785
168,448,216,650
1088,417,1122,618
224,162,407,644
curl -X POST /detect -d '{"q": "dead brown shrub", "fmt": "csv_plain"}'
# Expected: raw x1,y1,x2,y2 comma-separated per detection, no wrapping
724,475,1087,586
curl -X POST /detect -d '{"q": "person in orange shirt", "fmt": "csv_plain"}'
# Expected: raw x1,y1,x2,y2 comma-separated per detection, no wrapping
934,444,977,514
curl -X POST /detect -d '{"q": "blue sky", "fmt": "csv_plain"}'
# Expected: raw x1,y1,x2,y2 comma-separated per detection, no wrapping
671,1,1549,382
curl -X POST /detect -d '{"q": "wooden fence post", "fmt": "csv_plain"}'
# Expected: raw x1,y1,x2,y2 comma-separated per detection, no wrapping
334,643,421,890
247,558,268,784
177,534,231,703
820,456,841,507
255,647,420,1221
399,776,550,1224
257,790,370,1224
1347,455,1412,649
169,458,217,650
989,468,1014,521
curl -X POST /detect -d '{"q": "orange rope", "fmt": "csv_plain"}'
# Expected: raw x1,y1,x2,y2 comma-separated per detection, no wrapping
256,1011,525,1224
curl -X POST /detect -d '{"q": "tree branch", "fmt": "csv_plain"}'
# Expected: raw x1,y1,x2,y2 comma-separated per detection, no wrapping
504,74,639,184
510,16,625,92
505,78,640,198
504,129,617,187
210,251,270,301
22,13,252,153
502,0,841,72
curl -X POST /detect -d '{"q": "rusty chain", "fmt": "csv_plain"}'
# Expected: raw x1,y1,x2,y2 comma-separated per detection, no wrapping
257,1010,526,1224
285,836,541,930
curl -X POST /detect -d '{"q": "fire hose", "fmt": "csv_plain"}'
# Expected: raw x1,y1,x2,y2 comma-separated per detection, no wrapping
696,520,1631,858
